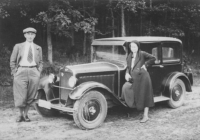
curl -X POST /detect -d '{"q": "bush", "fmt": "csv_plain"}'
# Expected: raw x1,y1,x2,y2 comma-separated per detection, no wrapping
0,47,11,75
0,46,12,86
0,86,13,106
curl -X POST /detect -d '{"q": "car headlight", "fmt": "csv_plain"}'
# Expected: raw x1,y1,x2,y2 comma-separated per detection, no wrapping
68,76,77,88
48,74,55,83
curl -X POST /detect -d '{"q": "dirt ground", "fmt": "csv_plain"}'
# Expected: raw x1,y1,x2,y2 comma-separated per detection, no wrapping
0,86,200,140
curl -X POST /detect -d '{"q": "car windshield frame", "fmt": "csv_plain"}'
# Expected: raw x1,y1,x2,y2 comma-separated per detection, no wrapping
92,45,127,64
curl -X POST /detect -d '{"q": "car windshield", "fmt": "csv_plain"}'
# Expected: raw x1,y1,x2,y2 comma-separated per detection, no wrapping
93,45,127,63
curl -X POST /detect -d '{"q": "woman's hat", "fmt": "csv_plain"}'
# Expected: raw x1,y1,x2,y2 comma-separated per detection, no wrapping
129,41,140,49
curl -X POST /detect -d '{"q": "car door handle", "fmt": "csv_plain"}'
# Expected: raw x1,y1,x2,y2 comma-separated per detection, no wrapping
152,65,164,68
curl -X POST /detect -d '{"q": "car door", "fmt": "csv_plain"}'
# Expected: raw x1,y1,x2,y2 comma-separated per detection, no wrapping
160,41,182,81
140,42,164,96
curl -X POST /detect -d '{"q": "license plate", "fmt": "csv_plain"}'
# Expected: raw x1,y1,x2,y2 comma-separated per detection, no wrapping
38,99,51,109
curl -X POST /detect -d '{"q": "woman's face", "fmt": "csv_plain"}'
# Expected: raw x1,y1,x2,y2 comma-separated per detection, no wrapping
130,43,138,53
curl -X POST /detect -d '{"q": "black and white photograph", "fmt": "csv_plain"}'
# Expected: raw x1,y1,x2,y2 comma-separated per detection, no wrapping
0,0,200,139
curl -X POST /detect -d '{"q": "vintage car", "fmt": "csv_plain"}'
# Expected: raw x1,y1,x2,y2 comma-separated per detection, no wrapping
35,36,193,130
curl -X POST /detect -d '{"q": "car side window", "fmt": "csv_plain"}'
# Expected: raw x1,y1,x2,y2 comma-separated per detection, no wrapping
162,43,181,63
163,47,174,58
140,43,161,64
152,47,160,64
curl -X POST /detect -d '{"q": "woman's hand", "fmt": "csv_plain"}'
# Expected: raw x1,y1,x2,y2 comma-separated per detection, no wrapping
141,65,147,71
125,73,131,81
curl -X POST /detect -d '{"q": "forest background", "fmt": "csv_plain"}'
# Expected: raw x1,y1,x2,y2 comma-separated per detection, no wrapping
0,0,200,89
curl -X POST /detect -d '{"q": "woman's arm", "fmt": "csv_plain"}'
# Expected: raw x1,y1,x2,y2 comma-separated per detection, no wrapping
142,51,156,68
125,53,132,81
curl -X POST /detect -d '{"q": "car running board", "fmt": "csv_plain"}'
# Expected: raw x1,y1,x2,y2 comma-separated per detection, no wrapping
38,99,74,113
154,96,170,103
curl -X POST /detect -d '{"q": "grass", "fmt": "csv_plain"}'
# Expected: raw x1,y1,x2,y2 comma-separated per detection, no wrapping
193,75,200,86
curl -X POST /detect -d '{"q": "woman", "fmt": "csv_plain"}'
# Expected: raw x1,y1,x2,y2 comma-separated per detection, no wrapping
121,41,156,123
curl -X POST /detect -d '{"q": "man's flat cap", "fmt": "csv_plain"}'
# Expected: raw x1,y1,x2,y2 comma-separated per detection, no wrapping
23,27,37,34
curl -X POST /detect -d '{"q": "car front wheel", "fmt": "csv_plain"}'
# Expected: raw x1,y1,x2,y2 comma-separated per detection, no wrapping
73,90,107,130
168,79,186,108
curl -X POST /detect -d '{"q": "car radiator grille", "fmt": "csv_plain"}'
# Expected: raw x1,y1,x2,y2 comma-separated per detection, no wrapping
59,72,72,102
78,74,115,92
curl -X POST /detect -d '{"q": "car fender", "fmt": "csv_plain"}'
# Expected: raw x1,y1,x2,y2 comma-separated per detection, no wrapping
69,81,113,100
162,72,192,97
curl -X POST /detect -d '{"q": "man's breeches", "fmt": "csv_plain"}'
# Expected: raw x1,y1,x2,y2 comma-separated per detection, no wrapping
13,67,40,107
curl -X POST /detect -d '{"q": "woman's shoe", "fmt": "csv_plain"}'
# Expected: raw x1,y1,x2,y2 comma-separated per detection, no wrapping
16,116,24,122
140,117,149,123
24,116,31,122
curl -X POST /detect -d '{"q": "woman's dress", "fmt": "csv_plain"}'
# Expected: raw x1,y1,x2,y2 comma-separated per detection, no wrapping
121,51,155,110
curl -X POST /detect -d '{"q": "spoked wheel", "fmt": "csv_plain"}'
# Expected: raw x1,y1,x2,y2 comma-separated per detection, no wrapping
34,90,59,117
73,90,107,130
168,79,186,108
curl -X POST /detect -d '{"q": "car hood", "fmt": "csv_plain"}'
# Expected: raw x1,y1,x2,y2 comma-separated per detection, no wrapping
65,62,125,74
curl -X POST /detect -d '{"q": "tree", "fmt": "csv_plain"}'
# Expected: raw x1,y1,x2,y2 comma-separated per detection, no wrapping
31,0,75,63
108,0,115,37
1,0,200,58
31,0,99,62
0,0,10,19
115,0,145,37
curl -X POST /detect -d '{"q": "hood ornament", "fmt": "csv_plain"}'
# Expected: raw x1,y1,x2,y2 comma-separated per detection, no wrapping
65,68,68,71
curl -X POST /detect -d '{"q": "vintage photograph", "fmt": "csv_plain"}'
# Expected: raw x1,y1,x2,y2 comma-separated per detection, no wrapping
0,0,200,140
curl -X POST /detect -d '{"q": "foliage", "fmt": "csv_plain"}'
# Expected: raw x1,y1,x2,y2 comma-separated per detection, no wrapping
0,46,12,86
75,17,98,33
115,0,145,12
0,46,11,75
1,0,200,58
0,86,13,106
31,0,97,38
181,4,200,37
0,0,10,18
144,3,200,38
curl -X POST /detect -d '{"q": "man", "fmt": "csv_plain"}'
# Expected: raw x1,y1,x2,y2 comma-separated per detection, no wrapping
10,27,43,122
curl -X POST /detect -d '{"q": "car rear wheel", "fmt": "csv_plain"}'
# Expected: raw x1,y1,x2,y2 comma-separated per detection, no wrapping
73,90,107,130
168,79,186,108
34,90,59,117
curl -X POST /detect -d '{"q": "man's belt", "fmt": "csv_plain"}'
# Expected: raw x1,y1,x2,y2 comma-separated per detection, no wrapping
19,65,37,68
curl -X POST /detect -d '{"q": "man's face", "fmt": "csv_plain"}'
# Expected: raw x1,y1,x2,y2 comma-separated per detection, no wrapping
24,32,36,42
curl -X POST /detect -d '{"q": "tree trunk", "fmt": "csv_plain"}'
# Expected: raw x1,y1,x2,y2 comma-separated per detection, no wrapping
47,21,53,64
83,33,87,55
149,0,152,36
121,5,126,37
71,29,75,47
109,0,115,37
82,1,87,55
111,9,115,37
90,0,96,61
140,10,143,36
90,1,96,43
127,14,130,36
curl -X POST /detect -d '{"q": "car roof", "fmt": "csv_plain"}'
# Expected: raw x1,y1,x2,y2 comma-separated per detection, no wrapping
92,36,182,46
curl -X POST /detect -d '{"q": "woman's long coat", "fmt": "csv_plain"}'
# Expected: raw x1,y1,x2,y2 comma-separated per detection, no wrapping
121,51,156,110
